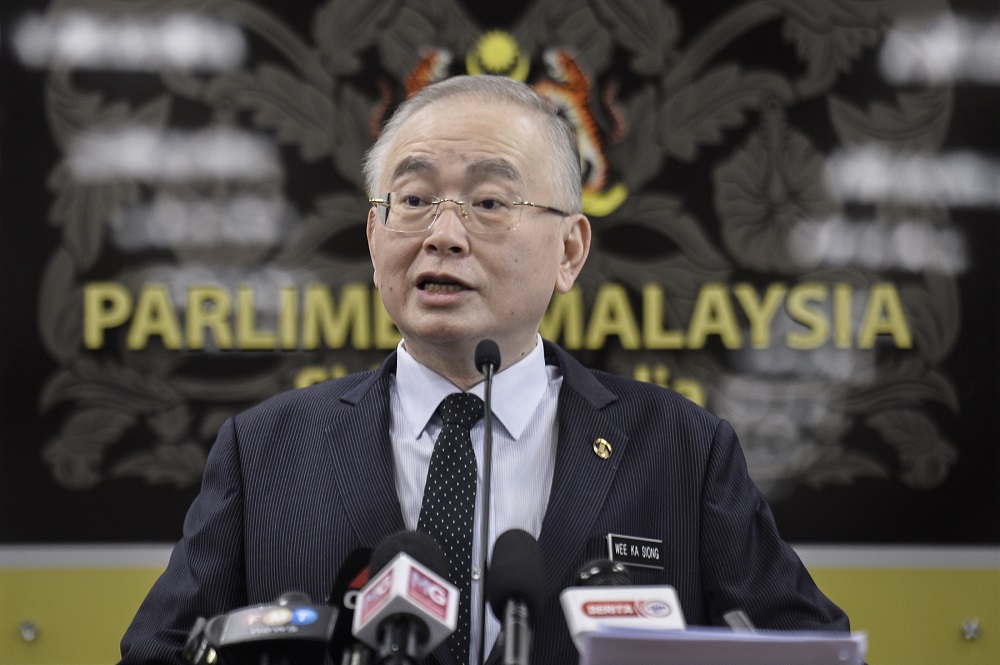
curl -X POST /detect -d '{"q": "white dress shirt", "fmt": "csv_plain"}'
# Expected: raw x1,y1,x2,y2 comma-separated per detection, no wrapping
389,335,561,662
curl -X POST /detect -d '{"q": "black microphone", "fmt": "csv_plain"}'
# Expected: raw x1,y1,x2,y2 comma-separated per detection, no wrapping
352,531,457,665
473,339,500,664
183,591,338,665
486,530,545,665
576,559,632,586
325,548,374,665
561,558,686,652
474,339,501,375
367,530,448,577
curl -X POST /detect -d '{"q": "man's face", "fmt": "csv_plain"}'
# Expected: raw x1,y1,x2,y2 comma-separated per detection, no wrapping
367,97,589,368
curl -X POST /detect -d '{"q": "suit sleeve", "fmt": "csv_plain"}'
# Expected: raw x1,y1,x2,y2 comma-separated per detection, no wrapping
119,417,248,664
698,419,850,632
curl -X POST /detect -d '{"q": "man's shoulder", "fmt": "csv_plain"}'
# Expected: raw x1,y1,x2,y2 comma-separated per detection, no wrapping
235,365,387,426
585,365,716,422
546,341,714,422
551,349,727,463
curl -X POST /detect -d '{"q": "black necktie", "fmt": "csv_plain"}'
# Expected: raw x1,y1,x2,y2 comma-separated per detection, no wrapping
418,392,484,665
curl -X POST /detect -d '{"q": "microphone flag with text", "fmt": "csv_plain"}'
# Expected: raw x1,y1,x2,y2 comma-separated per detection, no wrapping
560,559,686,653
351,531,459,665
182,591,337,665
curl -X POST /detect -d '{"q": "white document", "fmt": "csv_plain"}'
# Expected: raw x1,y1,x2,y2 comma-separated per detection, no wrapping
580,626,867,665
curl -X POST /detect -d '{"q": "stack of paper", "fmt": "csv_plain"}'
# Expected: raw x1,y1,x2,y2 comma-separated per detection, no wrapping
581,626,867,665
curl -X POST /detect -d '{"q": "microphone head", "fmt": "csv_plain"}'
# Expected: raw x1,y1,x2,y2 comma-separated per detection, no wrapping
370,530,448,579
353,536,459,658
475,339,501,374
487,529,546,619
576,559,632,586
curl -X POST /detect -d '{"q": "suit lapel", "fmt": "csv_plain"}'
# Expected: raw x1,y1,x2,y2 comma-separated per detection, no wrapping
538,343,629,598
324,354,407,546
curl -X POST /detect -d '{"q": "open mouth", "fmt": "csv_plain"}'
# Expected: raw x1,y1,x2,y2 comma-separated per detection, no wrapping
420,279,465,294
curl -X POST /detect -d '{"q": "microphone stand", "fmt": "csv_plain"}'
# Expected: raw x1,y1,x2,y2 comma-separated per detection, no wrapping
478,361,495,665
475,341,499,665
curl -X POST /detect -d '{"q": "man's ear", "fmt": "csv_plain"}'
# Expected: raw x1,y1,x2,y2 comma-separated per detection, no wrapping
366,206,379,286
366,206,378,256
555,213,591,294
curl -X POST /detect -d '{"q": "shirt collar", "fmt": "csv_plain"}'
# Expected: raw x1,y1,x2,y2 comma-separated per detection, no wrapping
395,336,549,440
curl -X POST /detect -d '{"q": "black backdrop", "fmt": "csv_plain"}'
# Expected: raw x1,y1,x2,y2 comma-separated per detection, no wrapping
2,0,998,545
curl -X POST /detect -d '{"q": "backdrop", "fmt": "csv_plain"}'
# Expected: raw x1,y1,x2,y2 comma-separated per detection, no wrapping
2,0,998,546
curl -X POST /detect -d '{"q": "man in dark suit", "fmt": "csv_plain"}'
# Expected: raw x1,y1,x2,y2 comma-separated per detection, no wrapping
120,75,848,665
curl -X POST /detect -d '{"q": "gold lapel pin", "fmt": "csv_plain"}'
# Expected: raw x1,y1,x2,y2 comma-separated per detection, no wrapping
593,438,612,460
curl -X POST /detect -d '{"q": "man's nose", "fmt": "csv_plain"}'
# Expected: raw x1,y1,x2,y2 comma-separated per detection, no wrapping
424,201,469,251
434,199,468,222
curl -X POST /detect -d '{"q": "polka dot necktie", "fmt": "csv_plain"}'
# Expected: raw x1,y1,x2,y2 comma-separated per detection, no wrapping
418,392,484,665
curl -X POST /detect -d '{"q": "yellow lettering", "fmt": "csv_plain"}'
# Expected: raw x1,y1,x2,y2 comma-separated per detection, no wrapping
632,363,705,407
634,362,670,386
642,284,685,349
127,285,182,350
859,283,912,348
187,286,233,350
672,379,705,407
82,280,914,356
834,283,853,348
236,286,277,350
786,283,829,349
294,363,352,388
687,283,741,349
302,284,370,349
83,282,133,349
733,283,786,348
585,284,640,350
373,290,401,349
541,287,584,349
294,366,330,389
278,286,298,350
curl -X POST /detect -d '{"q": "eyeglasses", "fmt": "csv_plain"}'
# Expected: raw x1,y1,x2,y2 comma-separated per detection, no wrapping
369,192,570,234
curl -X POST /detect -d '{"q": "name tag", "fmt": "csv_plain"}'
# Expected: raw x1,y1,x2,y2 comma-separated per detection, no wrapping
606,533,665,570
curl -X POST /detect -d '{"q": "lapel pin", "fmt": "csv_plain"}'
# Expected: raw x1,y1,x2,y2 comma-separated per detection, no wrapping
593,438,612,460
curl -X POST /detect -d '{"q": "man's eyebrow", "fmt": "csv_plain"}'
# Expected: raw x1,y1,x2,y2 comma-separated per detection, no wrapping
388,156,524,187
389,157,437,184
467,158,523,185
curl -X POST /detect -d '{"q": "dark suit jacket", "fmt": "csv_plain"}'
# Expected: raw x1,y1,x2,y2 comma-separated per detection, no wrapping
120,341,849,665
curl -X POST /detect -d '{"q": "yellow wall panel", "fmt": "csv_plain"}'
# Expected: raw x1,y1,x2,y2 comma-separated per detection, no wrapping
811,568,999,665
1,567,161,665
2,566,997,664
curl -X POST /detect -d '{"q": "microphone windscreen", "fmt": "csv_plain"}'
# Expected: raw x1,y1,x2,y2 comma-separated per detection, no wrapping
474,339,501,373
486,529,545,619
370,530,449,579
576,559,632,586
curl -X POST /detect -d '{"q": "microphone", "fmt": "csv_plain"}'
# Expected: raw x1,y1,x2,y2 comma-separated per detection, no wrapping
560,560,686,652
473,339,500,664
474,339,501,375
351,531,459,665
325,548,374,665
183,591,338,665
486,530,545,665
576,559,631,586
